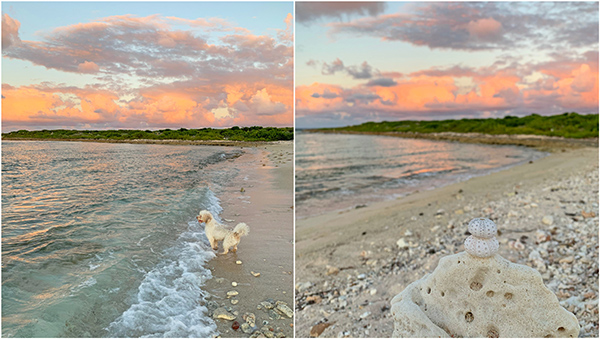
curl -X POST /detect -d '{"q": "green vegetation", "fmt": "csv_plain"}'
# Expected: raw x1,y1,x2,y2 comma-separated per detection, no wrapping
319,113,598,139
2,126,294,142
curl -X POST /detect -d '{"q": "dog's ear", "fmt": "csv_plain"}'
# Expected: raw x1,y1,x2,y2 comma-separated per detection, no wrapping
205,213,212,222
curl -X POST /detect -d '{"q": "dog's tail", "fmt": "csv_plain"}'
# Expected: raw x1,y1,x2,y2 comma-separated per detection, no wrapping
233,223,249,237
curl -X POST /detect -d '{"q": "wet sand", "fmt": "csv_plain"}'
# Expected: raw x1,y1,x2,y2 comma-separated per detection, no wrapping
204,141,294,338
295,147,598,337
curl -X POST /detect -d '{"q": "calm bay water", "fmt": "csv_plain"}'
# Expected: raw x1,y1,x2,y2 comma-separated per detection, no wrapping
2,141,245,338
296,132,547,218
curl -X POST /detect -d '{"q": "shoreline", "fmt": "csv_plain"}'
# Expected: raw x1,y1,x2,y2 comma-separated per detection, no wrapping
305,130,598,151
203,142,294,338
1,137,291,148
295,147,599,337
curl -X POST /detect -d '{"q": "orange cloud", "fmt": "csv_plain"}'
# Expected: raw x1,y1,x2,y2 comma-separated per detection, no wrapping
2,12,293,131
297,56,598,122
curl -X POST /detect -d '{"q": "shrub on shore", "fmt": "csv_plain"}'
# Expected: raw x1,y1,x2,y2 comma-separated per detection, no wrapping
2,126,294,142
320,113,598,139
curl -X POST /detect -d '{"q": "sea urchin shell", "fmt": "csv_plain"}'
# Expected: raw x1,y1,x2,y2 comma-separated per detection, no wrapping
464,218,499,258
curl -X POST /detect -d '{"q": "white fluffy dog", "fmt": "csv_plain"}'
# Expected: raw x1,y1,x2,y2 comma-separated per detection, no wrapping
197,210,249,254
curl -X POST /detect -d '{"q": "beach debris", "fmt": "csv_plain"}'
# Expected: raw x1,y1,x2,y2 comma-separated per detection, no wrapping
582,210,596,218
535,230,551,243
508,239,525,251
241,188,245,192
260,301,274,309
542,215,554,225
213,307,236,321
306,295,322,304
232,282,238,287
396,238,409,249
269,309,281,320
326,266,339,276
310,322,333,337
275,302,293,318
464,218,499,258
243,312,256,327
390,218,580,338
251,271,261,277
232,321,240,330
241,323,252,334
236,260,242,265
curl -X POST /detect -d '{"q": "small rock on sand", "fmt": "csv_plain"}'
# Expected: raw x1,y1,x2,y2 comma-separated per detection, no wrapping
276,303,293,318
213,307,236,320
236,260,242,265
241,323,252,334
542,215,554,225
396,238,409,249
260,301,274,309
310,322,333,337
326,266,339,276
227,291,239,298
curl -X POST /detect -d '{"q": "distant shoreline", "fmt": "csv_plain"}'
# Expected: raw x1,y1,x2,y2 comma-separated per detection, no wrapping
304,129,598,151
1,137,289,148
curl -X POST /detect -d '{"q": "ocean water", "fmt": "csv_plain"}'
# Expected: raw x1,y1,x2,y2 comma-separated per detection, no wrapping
296,132,547,218
2,140,245,338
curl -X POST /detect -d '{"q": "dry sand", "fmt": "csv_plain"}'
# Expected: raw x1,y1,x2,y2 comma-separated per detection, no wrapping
203,141,294,338
295,146,598,338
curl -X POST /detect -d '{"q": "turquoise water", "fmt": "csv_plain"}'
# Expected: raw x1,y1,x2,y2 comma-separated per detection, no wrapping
2,141,244,337
295,132,547,218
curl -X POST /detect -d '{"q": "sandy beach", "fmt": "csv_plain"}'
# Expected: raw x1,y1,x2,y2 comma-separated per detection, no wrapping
204,141,294,338
295,146,598,338
307,130,599,151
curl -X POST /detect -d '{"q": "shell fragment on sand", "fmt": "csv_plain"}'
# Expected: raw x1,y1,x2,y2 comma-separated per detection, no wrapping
213,307,236,321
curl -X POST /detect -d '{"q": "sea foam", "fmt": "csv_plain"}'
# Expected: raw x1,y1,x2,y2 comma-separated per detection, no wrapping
107,190,221,338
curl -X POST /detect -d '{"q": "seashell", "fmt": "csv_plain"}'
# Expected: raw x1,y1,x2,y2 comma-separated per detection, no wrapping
464,235,499,258
468,218,497,238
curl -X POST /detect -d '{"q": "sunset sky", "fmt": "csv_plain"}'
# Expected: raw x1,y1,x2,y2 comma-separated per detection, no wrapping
2,2,293,132
296,2,599,128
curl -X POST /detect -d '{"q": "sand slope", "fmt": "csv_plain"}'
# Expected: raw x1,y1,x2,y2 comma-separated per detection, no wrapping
295,147,599,338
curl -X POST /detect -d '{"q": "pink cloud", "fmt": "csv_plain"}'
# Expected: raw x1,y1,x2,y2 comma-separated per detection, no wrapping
2,12,293,131
77,61,100,74
2,14,21,49
467,18,502,39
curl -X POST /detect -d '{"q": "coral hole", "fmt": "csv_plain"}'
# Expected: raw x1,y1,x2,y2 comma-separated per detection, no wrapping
465,312,474,323
557,327,565,332
486,291,494,297
487,327,499,338
504,292,513,300
470,281,482,291
427,287,431,294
